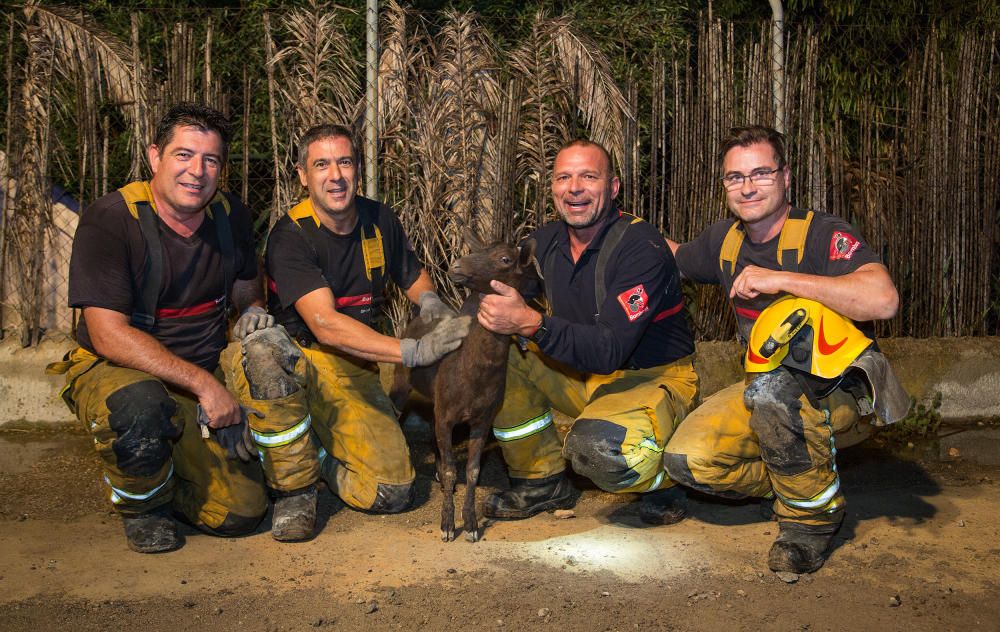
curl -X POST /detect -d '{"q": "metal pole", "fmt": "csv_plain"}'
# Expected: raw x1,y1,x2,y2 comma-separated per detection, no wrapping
768,0,785,134
365,0,378,199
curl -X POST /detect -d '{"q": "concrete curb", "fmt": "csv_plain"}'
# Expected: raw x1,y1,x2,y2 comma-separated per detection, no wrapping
2,336,999,427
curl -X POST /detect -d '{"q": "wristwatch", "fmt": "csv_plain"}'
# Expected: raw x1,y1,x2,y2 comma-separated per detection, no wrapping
529,315,550,343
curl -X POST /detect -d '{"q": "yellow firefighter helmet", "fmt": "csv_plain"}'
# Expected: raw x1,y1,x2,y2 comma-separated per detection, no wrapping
745,296,873,379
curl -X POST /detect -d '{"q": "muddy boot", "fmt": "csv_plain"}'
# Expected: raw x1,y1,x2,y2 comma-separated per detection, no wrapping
638,486,688,525
482,471,576,519
122,508,183,554
767,520,840,574
759,497,776,522
271,487,318,542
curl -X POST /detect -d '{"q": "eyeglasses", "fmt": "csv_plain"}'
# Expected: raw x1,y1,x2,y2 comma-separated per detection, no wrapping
721,167,782,190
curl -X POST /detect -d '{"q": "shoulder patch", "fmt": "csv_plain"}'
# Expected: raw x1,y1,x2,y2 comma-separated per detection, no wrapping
617,284,650,322
829,231,861,260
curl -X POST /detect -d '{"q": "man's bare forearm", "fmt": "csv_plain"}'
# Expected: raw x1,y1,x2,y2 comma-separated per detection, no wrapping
84,307,219,397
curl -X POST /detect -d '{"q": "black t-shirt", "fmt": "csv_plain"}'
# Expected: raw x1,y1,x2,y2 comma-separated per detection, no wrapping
265,196,422,340
69,186,258,371
526,212,694,375
675,208,881,340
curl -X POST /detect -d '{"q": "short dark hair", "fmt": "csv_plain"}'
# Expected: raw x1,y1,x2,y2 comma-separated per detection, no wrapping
153,102,231,156
556,138,614,173
718,125,786,170
297,124,356,167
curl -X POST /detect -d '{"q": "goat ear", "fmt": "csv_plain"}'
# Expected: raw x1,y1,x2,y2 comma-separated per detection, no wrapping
462,227,486,251
518,238,543,280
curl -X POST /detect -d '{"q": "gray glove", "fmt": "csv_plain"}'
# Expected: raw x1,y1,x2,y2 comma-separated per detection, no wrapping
233,306,275,340
400,315,472,367
197,404,260,462
418,291,456,323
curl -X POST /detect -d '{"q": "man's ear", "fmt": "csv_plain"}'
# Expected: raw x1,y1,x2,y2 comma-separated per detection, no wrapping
296,164,308,188
147,145,161,175
610,175,621,199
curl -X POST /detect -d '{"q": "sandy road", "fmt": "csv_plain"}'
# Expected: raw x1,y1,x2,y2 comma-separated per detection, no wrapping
1,426,998,631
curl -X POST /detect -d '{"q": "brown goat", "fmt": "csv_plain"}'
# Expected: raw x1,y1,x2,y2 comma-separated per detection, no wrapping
393,231,539,542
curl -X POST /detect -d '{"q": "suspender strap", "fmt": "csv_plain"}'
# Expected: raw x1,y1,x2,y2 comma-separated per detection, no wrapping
541,240,559,317
540,213,643,323
775,209,813,273
210,200,235,318
357,200,386,315
593,213,642,322
718,220,745,289
132,201,163,329
127,188,235,330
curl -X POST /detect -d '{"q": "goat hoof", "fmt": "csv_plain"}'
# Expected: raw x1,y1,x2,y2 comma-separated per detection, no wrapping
464,529,482,543
441,529,455,542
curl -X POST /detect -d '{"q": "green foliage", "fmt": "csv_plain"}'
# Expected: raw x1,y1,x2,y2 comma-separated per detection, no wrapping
877,392,943,442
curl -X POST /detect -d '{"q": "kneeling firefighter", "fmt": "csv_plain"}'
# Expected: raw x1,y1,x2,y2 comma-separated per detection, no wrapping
667,296,909,574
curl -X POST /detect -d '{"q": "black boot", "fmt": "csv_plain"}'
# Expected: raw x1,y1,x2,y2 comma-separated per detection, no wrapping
482,471,576,519
767,520,841,574
271,486,318,542
759,497,776,522
638,486,688,525
122,507,183,553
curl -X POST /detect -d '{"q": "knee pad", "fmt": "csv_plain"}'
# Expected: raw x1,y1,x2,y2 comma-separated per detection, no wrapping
369,482,414,514
106,381,179,478
744,370,813,475
662,451,749,499
200,511,265,537
662,451,696,487
562,418,638,492
242,327,303,400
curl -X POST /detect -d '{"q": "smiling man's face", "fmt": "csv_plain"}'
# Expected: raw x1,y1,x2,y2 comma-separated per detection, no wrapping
722,141,791,232
148,125,224,218
551,144,620,231
297,135,358,221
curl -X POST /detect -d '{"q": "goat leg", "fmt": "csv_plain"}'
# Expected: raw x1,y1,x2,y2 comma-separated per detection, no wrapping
435,421,458,542
462,426,488,542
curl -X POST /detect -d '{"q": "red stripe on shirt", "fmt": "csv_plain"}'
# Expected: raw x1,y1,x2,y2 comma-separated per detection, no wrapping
653,300,684,322
155,297,223,319
735,306,761,320
335,293,372,309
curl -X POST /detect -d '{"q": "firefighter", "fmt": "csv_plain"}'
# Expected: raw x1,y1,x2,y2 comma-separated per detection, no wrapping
237,123,470,541
477,139,699,524
47,103,274,553
663,125,908,574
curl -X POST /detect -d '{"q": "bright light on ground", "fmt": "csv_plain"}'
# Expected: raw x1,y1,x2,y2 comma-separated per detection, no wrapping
508,524,707,581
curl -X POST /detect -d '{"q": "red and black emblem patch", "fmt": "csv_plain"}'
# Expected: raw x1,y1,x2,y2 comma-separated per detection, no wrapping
829,231,860,261
617,284,649,322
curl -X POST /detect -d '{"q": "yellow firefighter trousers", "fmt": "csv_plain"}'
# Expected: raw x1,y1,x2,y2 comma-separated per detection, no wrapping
663,377,870,527
50,347,267,531
492,345,699,493
228,341,415,510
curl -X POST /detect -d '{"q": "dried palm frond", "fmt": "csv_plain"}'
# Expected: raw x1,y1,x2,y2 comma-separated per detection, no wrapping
270,0,359,134
26,1,150,172
426,10,501,241
508,11,573,227
545,15,630,169
372,0,433,214
6,18,55,345
375,0,430,142
483,77,525,243
265,0,361,224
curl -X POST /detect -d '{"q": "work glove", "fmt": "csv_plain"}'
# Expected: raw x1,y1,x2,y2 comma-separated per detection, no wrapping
418,291,456,323
198,404,260,463
233,306,275,340
399,315,472,367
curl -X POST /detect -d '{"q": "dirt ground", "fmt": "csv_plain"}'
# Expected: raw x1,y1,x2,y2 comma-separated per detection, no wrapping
1,418,998,632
